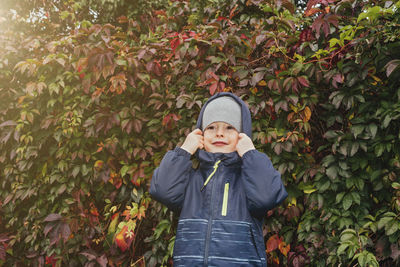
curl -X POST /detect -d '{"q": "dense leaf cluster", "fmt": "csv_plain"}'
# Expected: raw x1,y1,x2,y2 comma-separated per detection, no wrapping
1,0,400,266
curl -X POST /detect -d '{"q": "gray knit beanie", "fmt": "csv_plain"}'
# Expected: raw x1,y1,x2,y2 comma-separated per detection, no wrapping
201,96,242,132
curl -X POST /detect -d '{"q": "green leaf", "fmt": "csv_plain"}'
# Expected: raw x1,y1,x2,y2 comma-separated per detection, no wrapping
351,192,360,205
355,178,365,190
350,142,359,156
351,125,364,139
319,179,331,192
374,144,384,157
368,123,378,138
342,193,353,210
116,59,127,66
120,165,129,177
357,251,367,267
324,130,339,139
337,243,349,255
377,217,393,229
392,182,400,190
72,166,80,178
336,192,345,203
326,166,338,179
385,221,399,235
322,155,335,167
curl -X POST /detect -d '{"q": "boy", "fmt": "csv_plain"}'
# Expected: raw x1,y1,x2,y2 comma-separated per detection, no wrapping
150,92,287,266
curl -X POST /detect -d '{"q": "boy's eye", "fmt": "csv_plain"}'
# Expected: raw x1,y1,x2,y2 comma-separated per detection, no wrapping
227,126,234,130
205,126,215,131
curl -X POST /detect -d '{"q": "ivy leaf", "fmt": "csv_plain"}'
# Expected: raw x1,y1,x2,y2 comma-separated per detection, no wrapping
368,124,378,138
44,213,62,222
385,59,400,77
351,125,364,139
342,193,353,210
351,192,360,205
326,165,338,179
297,76,309,87
266,234,280,252
0,120,17,128
80,251,97,261
97,254,108,267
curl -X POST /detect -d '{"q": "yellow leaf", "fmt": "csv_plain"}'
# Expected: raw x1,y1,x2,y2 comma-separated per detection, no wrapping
304,188,317,194
289,197,297,206
278,242,290,257
370,74,381,82
303,106,311,122
258,80,267,86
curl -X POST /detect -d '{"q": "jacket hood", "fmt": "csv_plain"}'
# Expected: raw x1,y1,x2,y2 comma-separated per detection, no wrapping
196,92,252,137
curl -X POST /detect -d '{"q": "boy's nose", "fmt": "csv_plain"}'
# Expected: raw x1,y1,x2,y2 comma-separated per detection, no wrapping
216,128,224,136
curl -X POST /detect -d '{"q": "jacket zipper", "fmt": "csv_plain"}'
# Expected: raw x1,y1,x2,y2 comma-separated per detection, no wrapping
204,160,221,266
221,182,229,216
201,160,221,191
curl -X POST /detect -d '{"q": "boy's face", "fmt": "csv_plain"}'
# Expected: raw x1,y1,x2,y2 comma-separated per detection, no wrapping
203,122,239,154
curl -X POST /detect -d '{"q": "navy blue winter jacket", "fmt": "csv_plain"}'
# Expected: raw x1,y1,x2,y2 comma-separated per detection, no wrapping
150,93,288,266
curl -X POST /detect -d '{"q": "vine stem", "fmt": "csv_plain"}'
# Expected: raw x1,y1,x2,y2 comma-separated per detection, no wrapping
131,256,144,266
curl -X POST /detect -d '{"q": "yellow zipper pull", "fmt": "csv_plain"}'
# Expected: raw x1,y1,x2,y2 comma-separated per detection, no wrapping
201,160,221,191
221,182,229,216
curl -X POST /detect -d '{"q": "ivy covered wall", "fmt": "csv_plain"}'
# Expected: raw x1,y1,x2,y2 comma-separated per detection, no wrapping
1,0,400,266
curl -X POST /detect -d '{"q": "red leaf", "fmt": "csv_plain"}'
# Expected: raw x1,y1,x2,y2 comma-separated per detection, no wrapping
297,76,309,87
240,33,249,40
153,61,163,76
44,223,55,237
60,222,71,243
115,226,129,252
49,224,61,245
266,234,280,252
219,81,226,91
305,8,322,17
229,4,238,19
209,71,220,81
0,120,17,128
209,82,218,95
170,38,180,53
96,255,108,267
0,234,9,243
80,251,97,261
198,77,216,86
137,49,146,60
0,245,5,261
44,213,62,222
311,15,324,38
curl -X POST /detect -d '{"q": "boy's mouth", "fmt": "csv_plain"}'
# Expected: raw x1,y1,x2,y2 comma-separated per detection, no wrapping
212,141,228,146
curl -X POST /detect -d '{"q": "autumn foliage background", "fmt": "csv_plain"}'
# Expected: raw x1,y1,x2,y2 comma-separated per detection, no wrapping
1,0,400,266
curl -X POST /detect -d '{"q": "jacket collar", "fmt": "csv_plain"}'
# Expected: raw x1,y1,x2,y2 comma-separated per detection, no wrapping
196,149,241,167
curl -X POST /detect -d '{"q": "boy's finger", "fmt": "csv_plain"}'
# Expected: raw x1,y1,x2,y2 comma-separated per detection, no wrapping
193,128,203,135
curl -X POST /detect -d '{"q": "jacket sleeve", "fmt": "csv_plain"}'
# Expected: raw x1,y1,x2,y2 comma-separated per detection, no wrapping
149,147,193,211
241,149,288,218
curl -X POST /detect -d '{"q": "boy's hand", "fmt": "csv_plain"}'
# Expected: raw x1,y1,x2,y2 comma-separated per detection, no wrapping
236,133,255,157
181,129,204,155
